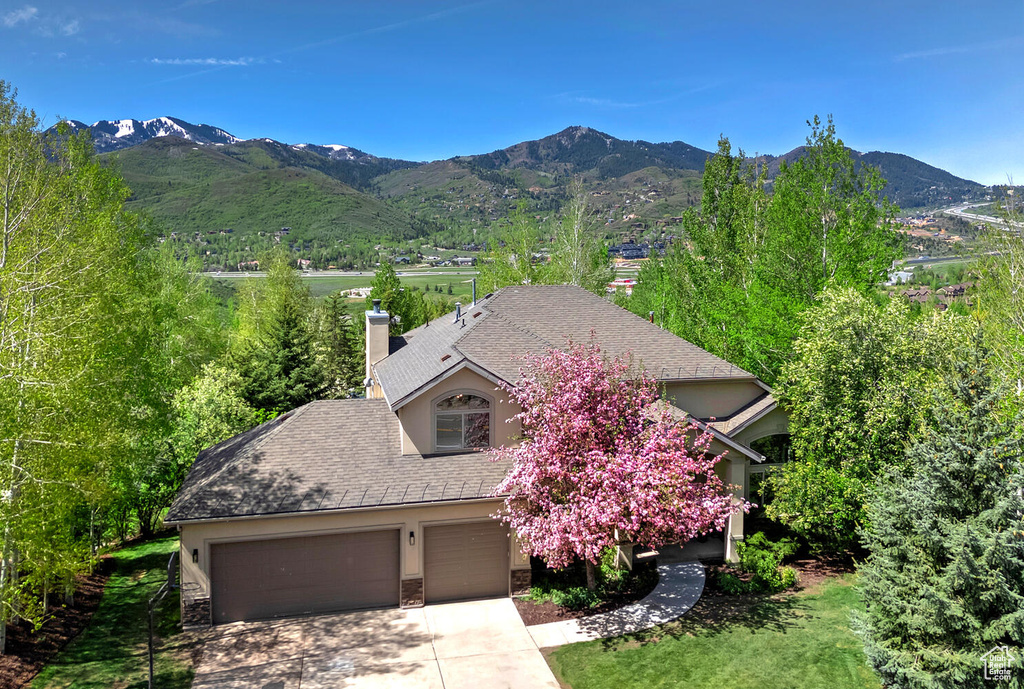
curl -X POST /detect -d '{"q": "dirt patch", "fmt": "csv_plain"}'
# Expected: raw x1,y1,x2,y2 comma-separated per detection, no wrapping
514,566,659,626
705,554,855,595
787,556,856,592
0,557,113,689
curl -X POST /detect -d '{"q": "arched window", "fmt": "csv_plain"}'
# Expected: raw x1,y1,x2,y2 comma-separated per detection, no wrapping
434,393,491,450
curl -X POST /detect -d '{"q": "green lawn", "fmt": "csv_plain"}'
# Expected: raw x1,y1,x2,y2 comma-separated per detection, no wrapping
32,536,194,689
213,272,478,300
547,575,880,689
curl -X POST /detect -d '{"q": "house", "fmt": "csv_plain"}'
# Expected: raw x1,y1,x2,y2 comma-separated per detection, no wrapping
937,282,974,298
885,270,914,285
166,285,788,626
898,287,932,302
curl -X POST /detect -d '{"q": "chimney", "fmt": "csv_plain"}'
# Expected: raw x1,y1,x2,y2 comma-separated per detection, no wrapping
365,299,389,398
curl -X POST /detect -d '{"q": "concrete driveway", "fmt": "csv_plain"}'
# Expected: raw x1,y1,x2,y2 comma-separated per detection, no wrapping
190,598,560,689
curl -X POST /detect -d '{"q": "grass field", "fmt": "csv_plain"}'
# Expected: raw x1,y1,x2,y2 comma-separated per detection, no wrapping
547,575,879,689
32,536,194,689
213,271,480,300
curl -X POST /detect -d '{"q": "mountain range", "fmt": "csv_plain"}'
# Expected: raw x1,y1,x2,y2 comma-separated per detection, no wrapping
49,118,988,270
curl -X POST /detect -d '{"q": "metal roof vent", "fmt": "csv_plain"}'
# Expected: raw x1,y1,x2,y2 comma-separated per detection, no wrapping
454,302,462,322
372,299,382,314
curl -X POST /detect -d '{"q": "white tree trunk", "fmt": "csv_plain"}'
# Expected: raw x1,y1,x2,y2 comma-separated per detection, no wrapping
0,561,7,655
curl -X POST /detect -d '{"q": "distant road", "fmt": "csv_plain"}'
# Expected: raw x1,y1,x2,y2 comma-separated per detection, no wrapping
941,203,1023,231
204,269,480,279
901,253,996,267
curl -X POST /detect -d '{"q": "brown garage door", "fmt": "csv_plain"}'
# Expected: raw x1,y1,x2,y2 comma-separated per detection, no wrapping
424,521,509,603
210,530,399,624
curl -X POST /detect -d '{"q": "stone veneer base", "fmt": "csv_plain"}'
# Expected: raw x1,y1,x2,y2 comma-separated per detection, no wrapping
401,577,424,607
511,568,532,596
182,597,211,628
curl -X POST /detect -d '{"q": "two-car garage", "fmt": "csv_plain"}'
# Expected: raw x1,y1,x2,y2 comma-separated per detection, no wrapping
207,521,511,624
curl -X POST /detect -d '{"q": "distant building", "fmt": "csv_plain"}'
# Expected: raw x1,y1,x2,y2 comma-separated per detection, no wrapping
885,270,915,285
607,277,638,296
937,282,974,298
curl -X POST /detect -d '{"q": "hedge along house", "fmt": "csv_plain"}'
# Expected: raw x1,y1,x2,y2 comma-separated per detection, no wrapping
165,285,788,626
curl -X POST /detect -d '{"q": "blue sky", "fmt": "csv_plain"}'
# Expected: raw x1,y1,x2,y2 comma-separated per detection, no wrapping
2,0,1021,184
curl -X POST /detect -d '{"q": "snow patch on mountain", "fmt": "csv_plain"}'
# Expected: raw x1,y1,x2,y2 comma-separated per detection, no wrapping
49,116,369,162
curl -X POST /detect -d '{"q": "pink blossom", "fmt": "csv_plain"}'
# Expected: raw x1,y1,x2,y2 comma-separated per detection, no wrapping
491,337,747,569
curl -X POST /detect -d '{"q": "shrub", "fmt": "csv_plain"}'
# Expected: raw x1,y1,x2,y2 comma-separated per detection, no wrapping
552,586,602,611
716,572,753,595
598,547,630,592
733,532,799,593
524,548,658,608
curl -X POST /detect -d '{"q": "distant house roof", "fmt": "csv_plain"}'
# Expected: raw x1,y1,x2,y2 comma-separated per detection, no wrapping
374,285,753,410
165,399,505,524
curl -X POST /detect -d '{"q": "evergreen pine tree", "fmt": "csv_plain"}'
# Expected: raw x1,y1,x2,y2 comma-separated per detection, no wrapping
856,340,1024,689
320,292,359,395
233,253,328,413
236,290,328,413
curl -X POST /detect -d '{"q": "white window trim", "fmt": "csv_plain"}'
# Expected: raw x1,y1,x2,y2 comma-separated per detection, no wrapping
432,390,494,453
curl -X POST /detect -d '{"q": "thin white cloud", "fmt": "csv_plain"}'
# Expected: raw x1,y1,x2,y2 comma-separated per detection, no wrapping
3,5,38,28
154,0,493,84
561,82,723,109
895,36,1022,61
151,57,257,66
60,19,79,36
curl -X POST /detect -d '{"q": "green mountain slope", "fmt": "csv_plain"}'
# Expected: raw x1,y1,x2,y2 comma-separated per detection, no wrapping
376,133,707,242
101,125,987,268
752,146,984,209
857,151,982,208
128,166,414,240
106,137,425,270
459,126,712,177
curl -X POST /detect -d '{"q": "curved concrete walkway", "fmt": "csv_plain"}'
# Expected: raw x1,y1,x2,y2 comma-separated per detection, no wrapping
526,562,706,648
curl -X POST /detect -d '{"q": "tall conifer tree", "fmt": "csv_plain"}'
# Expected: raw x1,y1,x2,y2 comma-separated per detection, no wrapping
856,340,1024,689
233,252,327,413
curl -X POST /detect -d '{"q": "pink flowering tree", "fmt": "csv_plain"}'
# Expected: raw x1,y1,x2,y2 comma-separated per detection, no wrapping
491,338,747,589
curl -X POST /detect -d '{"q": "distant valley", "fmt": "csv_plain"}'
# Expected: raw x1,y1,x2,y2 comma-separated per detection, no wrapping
51,118,989,271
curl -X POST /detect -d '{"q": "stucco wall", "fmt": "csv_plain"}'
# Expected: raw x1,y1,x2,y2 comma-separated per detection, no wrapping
664,379,763,419
178,499,529,605
397,367,522,455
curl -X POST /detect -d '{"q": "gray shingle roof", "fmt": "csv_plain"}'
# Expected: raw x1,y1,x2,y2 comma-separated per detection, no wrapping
165,399,506,524
374,285,752,408
708,393,778,436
